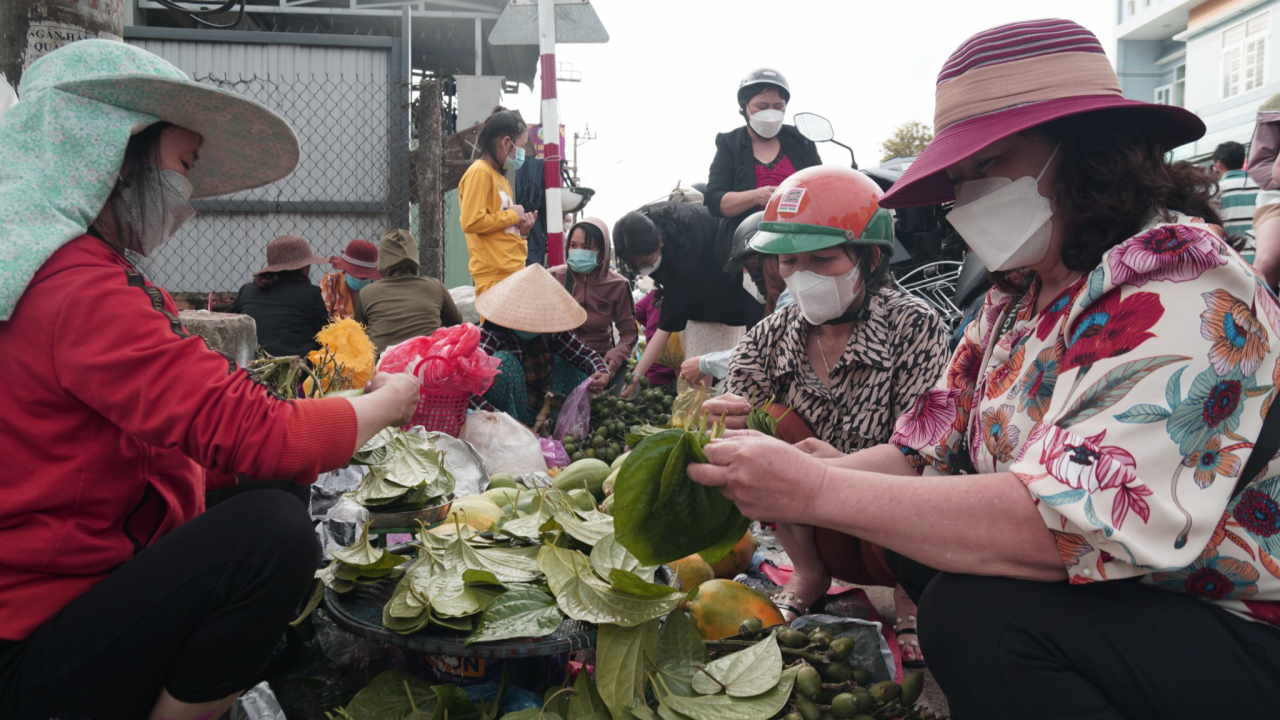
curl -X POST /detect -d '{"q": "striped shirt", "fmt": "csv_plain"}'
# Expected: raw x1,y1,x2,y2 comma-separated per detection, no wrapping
1217,169,1260,245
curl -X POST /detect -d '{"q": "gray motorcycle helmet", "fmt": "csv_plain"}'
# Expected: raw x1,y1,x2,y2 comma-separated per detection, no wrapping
723,210,767,289
737,68,790,113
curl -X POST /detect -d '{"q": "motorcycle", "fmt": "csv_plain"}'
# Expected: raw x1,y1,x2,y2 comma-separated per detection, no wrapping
794,112,988,345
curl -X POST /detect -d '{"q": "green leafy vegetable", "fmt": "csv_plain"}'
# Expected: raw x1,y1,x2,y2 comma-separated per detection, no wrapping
537,545,683,626
614,431,751,566
590,533,658,583
595,618,660,719
689,634,781,697
656,610,709,696
341,670,437,719
656,666,798,720
568,668,609,719
466,585,565,645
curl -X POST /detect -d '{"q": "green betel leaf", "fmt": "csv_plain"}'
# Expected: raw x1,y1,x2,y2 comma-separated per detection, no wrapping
382,597,430,635
657,611,709,696
429,683,478,720
614,431,750,566
568,667,609,719
630,702,662,720
352,426,399,465
380,436,443,487
552,503,616,547
466,585,564,645
537,545,683,626
421,565,487,618
596,618,661,720
445,537,542,583
428,606,475,631
689,634,782,697
348,467,414,506
590,533,658,583
609,569,680,597
657,666,798,720
343,670,437,719
332,521,403,570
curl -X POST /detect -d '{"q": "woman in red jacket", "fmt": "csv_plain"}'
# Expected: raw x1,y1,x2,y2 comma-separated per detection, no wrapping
0,41,417,720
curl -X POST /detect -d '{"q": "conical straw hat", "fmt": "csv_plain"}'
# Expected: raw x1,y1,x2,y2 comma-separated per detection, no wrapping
475,264,588,333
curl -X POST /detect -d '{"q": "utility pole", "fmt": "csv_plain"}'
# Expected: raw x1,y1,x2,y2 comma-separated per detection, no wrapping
538,0,565,267
416,77,445,280
1,0,123,95
489,0,607,263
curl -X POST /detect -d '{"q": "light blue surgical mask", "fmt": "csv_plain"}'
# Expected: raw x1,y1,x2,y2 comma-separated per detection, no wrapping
504,145,526,172
567,248,599,274
345,275,372,291
513,329,540,340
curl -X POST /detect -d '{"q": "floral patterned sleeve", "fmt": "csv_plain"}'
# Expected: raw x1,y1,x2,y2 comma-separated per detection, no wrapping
1003,224,1280,585
892,220,1280,616
891,295,993,477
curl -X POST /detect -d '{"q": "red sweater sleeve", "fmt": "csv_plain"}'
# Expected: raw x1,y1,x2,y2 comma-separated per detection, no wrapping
53,262,357,482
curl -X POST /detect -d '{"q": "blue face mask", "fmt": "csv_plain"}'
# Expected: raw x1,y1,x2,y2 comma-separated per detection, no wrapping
567,248,599,274
345,275,372,291
503,145,526,172
513,329,540,340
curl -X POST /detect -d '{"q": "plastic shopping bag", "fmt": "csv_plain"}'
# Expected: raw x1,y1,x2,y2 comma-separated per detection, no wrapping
540,437,571,468
461,411,549,476
553,377,594,441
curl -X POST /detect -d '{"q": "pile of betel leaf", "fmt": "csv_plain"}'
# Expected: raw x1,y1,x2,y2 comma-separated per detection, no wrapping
346,427,456,513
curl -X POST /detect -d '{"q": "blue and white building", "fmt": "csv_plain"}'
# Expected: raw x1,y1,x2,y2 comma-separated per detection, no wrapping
1116,0,1280,158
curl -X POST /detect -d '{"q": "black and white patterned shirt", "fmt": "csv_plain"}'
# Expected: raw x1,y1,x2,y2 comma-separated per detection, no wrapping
725,288,949,453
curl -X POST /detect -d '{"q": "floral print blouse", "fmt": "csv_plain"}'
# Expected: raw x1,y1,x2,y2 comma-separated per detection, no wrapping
891,217,1280,624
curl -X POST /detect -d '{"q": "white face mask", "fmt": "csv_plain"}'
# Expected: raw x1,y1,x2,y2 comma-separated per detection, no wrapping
784,264,863,325
946,143,1060,272
742,272,765,304
113,164,196,257
637,253,662,277
748,108,785,139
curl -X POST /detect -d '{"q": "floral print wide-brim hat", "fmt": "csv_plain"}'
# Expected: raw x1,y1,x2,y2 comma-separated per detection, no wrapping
0,39,300,320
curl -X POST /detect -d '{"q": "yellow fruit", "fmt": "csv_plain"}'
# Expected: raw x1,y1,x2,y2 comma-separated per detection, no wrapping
440,494,504,532
709,531,758,578
681,579,785,641
668,554,714,592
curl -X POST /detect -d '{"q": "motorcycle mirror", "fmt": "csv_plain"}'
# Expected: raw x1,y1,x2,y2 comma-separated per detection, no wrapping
794,113,835,143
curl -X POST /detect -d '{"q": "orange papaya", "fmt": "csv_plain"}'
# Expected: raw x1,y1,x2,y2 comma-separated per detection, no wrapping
709,531,758,578
682,578,784,640
669,554,714,591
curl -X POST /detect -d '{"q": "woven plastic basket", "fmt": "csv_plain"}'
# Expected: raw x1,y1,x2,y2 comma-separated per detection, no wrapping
407,356,471,436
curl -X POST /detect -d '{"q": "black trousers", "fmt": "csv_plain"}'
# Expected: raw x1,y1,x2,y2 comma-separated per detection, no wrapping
885,551,1280,720
0,490,318,720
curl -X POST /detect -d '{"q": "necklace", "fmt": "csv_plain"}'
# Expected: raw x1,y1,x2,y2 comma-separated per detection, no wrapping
815,325,833,379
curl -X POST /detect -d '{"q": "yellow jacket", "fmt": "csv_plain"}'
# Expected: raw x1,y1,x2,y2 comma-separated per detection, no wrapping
458,159,525,287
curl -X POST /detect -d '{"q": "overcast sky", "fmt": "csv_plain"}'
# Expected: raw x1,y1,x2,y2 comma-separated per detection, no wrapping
502,0,1114,228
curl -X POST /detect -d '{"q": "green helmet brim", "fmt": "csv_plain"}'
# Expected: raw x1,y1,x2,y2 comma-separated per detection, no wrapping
748,210,894,254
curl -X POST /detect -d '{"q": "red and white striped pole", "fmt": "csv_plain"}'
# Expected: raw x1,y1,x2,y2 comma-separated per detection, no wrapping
539,0,565,266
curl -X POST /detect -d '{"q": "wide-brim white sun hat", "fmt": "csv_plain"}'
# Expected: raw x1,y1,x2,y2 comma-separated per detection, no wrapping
0,39,300,321
474,264,588,333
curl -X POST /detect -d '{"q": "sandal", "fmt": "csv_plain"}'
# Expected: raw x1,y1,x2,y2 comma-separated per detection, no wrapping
895,615,927,669
770,590,828,624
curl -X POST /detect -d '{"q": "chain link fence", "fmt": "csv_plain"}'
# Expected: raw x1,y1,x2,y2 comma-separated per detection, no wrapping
134,71,415,304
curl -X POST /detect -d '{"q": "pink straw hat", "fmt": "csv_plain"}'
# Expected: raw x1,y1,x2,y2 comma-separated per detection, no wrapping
880,18,1206,209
